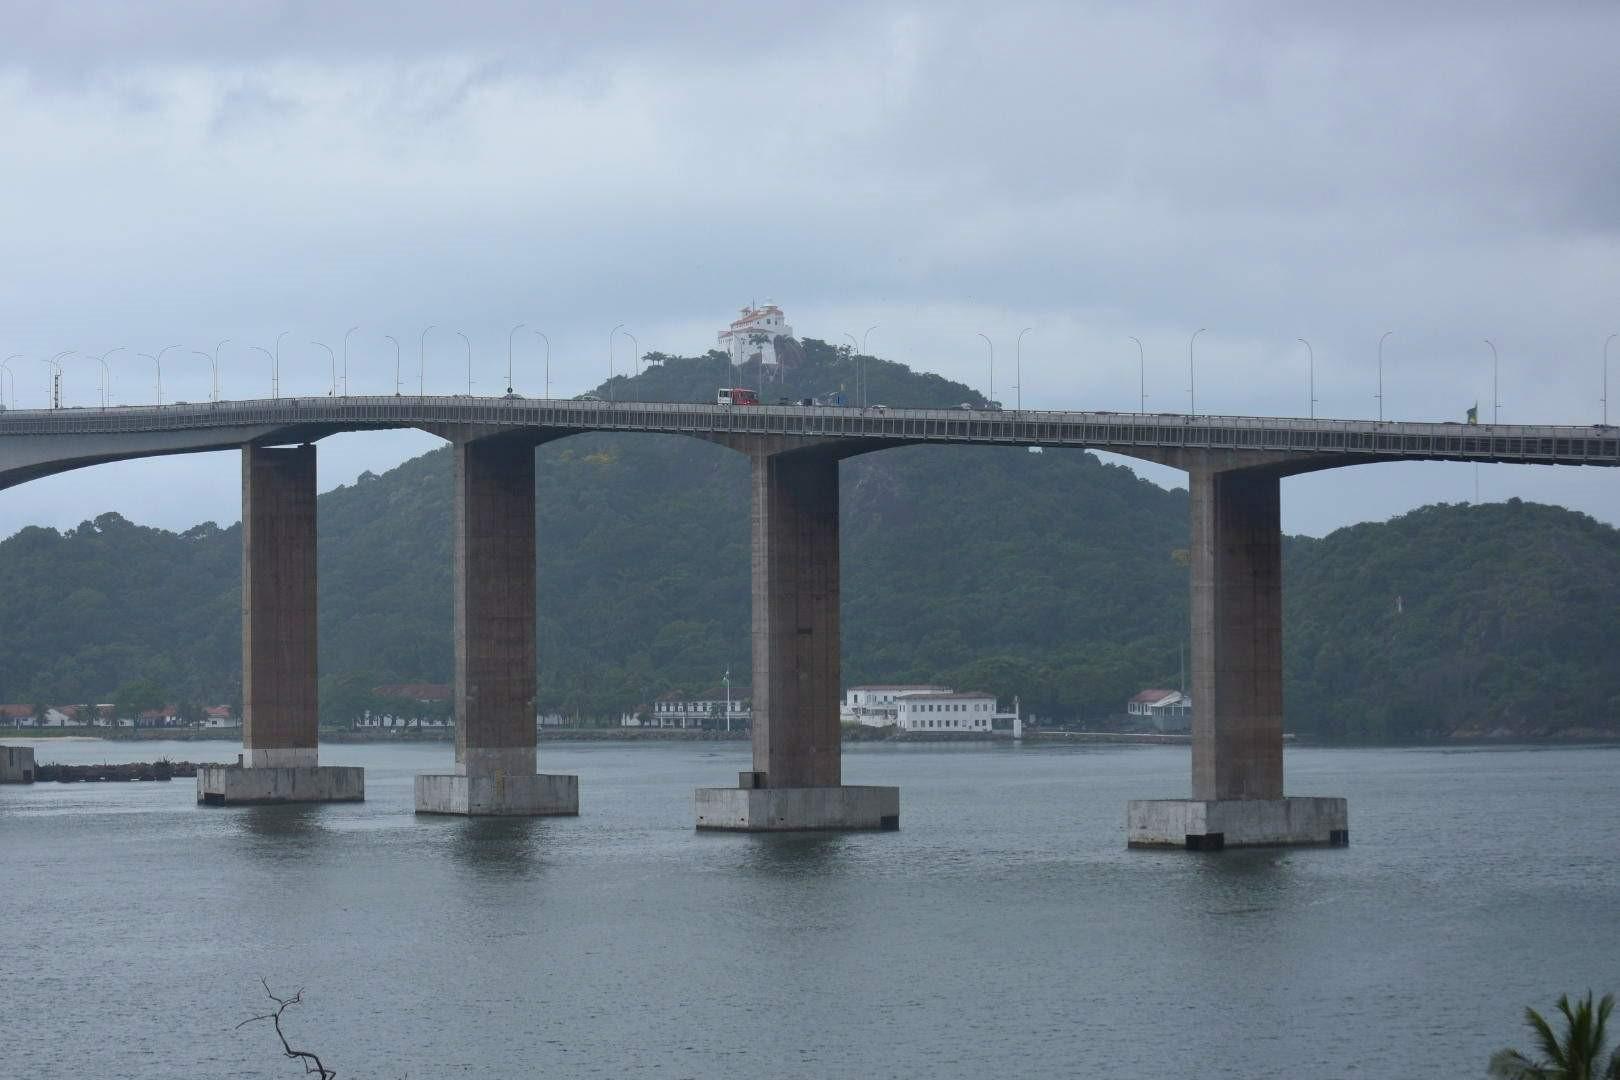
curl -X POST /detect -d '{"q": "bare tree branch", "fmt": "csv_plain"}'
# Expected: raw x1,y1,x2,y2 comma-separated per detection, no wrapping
237,977,336,1080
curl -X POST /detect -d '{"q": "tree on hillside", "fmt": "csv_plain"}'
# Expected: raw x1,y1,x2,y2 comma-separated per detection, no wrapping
1489,992,1619,1079
113,678,165,726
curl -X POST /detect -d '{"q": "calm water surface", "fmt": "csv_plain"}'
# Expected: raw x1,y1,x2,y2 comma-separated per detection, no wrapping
1,739,1616,1079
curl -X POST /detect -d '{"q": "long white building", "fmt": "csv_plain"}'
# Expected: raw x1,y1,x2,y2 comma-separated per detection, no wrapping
842,684,1021,736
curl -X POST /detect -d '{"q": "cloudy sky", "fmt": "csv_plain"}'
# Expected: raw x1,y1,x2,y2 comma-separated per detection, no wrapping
1,1,1617,538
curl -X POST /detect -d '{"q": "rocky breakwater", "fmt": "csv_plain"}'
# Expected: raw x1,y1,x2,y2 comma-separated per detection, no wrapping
35,760,219,783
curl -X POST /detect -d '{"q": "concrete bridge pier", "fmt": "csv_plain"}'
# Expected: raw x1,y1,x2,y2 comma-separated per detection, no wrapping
199,445,363,805
695,451,898,831
1128,466,1346,849
415,435,577,816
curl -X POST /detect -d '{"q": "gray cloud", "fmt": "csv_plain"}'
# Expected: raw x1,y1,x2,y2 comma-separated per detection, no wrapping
0,1,1616,539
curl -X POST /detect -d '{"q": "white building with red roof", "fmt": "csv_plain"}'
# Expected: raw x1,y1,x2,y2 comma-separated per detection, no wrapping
716,302,794,370
1127,689,1191,733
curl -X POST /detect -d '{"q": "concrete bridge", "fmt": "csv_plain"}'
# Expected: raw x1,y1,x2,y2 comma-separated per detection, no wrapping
4,395,1616,845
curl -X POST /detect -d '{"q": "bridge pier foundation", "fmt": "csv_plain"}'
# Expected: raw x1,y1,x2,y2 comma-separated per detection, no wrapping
1128,467,1345,848
695,452,897,831
416,436,576,816
200,445,362,805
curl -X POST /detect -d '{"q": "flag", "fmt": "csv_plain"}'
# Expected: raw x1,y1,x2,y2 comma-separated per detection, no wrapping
1466,403,1478,425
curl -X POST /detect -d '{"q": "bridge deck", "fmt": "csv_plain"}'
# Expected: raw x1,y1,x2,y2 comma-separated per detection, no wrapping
2,395,1617,468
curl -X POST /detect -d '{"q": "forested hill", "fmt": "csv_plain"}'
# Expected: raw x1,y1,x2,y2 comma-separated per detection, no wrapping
1,341,1616,740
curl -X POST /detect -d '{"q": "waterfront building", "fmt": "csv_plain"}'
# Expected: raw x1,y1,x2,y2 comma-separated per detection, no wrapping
843,684,1021,736
633,687,752,729
1126,689,1191,733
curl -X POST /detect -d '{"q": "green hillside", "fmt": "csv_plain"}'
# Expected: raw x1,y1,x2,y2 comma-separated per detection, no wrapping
1,341,1616,740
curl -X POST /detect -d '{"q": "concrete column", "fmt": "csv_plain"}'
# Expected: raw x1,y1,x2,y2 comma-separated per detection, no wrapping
1126,465,1345,848
242,444,319,769
1188,467,1284,801
696,450,896,830
416,435,576,815
454,435,538,778
750,451,842,788
200,444,363,804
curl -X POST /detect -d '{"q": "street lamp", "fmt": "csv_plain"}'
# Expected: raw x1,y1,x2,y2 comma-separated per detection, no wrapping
1298,338,1317,419
976,332,994,406
418,325,436,397
1015,327,1032,412
250,346,275,397
609,323,624,402
621,329,639,402
211,340,230,402
137,346,176,406
1129,336,1145,414
1484,339,1500,424
534,330,551,399
458,331,473,395
342,326,359,397
385,335,402,395
506,323,526,395
843,332,861,403
93,347,127,407
273,331,288,399
191,352,215,402
1188,328,1206,416
862,324,879,407
312,341,336,396
0,355,21,410
1377,330,1393,421
1604,333,1615,426
40,356,64,409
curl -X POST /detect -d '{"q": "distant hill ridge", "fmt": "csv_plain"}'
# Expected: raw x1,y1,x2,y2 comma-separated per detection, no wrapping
1,339,1615,739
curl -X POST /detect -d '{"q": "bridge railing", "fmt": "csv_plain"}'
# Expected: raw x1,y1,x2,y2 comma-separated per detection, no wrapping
2,395,1617,465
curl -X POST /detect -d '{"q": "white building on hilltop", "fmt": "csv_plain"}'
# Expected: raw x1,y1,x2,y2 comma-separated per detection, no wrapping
717,302,794,370
842,684,1021,737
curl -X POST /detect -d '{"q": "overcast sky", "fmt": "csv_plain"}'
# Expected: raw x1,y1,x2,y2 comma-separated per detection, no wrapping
1,1,1617,538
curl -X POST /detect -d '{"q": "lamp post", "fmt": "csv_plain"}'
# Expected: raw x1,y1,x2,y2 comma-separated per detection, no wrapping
341,326,359,397
862,324,879,407
1129,336,1145,414
843,332,860,403
609,323,624,402
0,355,21,410
93,347,127,407
1484,338,1500,424
1377,330,1393,421
136,348,170,406
459,332,473,395
1298,338,1316,419
506,323,526,395
723,669,732,734
1604,333,1615,426
1188,328,1206,416
418,325,436,397
211,340,229,402
40,356,63,409
385,335,402,395
250,346,274,397
534,330,551,399
312,341,336,396
1015,327,1032,412
621,329,639,402
191,351,215,402
273,331,287,399
976,332,994,406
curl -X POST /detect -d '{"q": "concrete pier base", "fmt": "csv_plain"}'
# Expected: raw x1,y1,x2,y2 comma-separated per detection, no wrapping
1127,797,1348,850
415,773,579,816
695,785,900,831
197,765,364,806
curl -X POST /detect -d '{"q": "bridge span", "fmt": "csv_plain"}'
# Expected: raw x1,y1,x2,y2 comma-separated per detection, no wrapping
5,395,1615,844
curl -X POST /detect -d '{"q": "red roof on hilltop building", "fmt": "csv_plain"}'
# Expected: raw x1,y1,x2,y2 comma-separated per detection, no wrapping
1130,689,1180,704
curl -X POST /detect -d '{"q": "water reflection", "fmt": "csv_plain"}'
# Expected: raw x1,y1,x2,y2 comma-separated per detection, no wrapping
229,804,333,860
444,816,550,878
733,831,853,880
